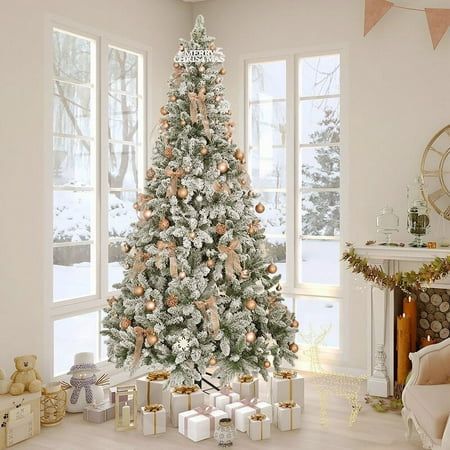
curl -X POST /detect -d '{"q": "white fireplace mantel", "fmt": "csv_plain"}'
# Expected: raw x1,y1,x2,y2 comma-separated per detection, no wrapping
353,245,450,398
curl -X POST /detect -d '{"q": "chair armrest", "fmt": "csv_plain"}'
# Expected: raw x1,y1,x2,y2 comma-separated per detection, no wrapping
442,416,450,449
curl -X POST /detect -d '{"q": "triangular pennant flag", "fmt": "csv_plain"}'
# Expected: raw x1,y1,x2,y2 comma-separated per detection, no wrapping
364,0,394,36
425,8,450,49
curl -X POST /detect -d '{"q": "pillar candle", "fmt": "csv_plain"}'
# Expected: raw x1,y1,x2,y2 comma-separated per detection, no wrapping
122,404,131,427
403,296,417,352
397,313,411,385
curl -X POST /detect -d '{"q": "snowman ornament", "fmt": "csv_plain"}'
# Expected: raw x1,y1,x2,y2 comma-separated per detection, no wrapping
64,352,108,413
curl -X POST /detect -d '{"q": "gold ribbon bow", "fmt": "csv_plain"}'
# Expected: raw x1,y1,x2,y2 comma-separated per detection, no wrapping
188,91,211,138
132,327,155,367
156,240,178,278
147,371,170,381
279,401,297,408
274,370,295,379
250,413,266,421
144,403,163,412
165,167,184,197
218,239,242,280
213,181,231,194
194,296,220,337
174,385,199,395
239,374,254,383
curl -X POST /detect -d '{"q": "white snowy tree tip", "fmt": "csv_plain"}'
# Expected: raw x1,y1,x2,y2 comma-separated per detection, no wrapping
194,15,205,29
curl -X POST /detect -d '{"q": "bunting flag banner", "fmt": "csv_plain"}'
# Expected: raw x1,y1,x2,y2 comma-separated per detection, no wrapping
425,8,450,49
364,0,394,36
363,0,450,49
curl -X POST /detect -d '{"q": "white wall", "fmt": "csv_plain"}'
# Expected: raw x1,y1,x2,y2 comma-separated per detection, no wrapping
193,0,450,371
0,0,192,378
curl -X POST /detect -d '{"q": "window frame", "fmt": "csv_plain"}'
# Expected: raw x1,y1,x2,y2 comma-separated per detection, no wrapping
44,17,151,381
243,46,348,356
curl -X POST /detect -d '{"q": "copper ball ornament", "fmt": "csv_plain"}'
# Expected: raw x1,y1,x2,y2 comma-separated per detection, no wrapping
121,242,131,253
217,161,229,174
133,286,145,297
245,331,257,343
145,300,156,312
255,203,265,214
177,187,188,199
291,319,299,328
267,263,277,274
215,223,227,235
161,120,169,129
143,209,152,220
289,343,299,353
215,95,222,102
170,95,177,102
179,271,186,280
147,334,158,346
160,106,168,115
146,168,156,180
159,218,170,230
206,258,215,269
120,317,131,330
164,146,173,159
234,148,245,161
219,67,226,75
180,119,186,126
245,298,257,311
198,65,205,73
263,360,271,369
200,146,208,156
133,202,139,210
209,356,217,366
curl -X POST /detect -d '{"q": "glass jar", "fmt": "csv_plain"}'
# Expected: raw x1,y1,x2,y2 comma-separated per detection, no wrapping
376,206,399,245
407,176,430,247
214,418,235,447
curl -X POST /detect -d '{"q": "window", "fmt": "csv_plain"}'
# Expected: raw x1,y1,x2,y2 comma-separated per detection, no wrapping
246,52,343,349
50,26,146,376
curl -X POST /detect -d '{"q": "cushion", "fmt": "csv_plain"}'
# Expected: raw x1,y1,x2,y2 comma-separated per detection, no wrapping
416,344,450,385
404,384,450,439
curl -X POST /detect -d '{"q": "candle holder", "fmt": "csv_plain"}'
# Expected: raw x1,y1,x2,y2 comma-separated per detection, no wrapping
214,418,235,447
114,385,137,431
40,382,67,427
407,176,430,248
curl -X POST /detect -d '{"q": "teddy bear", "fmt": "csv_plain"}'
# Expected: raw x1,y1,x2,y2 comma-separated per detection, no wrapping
9,355,42,396
0,368,11,394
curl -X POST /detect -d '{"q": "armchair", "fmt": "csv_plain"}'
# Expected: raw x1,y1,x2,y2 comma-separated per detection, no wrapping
402,338,450,450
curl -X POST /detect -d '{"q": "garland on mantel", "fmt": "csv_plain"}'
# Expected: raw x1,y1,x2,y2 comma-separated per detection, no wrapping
342,245,450,292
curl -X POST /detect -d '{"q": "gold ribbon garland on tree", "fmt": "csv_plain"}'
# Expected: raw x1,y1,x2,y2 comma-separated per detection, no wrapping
194,296,220,337
133,327,157,367
165,167,185,197
218,239,242,279
343,245,450,292
156,240,178,278
188,90,211,139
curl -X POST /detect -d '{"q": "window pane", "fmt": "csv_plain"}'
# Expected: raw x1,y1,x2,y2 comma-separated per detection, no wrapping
300,239,340,285
264,238,286,281
301,146,340,189
108,242,124,291
53,191,93,243
109,47,139,95
53,30,92,84
53,311,100,375
53,137,92,187
248,60,286,101
293,296,340,348
299,98,340,145
109,144,138,189
109,191,137,238
108,94,138,143
300,54,340,97
250,148,286,190
249,101,286,147
301,191,340,236
53,244,93,301
258,191,286,236
53,81,92,137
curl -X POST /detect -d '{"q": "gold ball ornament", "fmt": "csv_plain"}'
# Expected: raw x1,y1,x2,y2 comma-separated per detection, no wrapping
161,120,169,129
159,218,170,230
121,242,131,253
147,334,158,346
255,203,265,214
198,65,205,73
180,119,186,126
289,343,299,353
219,67,226,75
215,95,222,102
145,300,156,312
133,286,145,297
143,209,152,220
240,269,250,280
166,294,179,308
245,331,257,344
291,319,299,328
170,95,177,102
189,231,196,240
208,356,217,366
160,106,168,115
234,148,245,161
177,187,188,199
179,271,186,280
215,77,222,84
215,223,227,235
146,168,156,180
245,298,257,310
173,62,180,69
206,258,215,269
218,161,229,173
200,147,209,156
263,360,271,369
267,263,277,274
164,146,173,159
120,317,131,330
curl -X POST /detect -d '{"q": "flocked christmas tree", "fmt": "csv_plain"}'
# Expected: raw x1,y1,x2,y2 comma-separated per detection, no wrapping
102,15,298,386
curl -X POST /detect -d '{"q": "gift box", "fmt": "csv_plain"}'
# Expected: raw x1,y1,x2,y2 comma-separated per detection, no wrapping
225,399,272,432
6,412,34,447
209,386,239,411
136,371,171,412
179,406,227,442
270,370,304,408
169,386,204,427
141,404,166,435
83,401,115,423
232,375,259,399
274,401,301,431
247,413,271,441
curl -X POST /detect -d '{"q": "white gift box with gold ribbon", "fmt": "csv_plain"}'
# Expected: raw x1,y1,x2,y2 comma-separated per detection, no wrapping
270,370,304,408
136,371,171,412
247,413,271,441
209,386,240,411
231,375,259,400
225,399,272,432
169,386,204,427
178,406,227,442
274,401,301,431
141,405,166,436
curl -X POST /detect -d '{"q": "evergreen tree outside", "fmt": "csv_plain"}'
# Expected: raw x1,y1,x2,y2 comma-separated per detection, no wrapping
102,16,297,386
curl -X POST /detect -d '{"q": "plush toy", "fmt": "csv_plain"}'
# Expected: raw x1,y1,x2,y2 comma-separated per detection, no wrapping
9,355,42,396
0,368,11,394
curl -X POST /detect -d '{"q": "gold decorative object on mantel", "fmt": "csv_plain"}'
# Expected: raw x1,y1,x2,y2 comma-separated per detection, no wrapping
40,382,67,427
114,385,137,431
421,125,450,220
